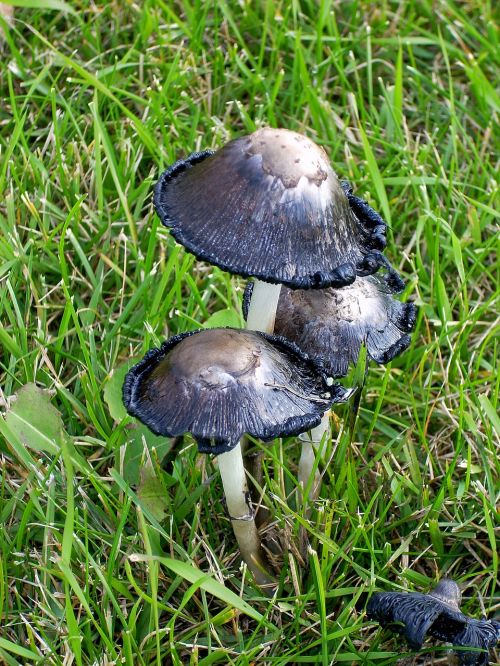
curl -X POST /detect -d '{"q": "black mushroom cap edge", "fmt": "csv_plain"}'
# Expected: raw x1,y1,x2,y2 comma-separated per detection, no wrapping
122,327,353,456
340,180,388,246
153,149,390,290
241,264,410,320
366,580,500,666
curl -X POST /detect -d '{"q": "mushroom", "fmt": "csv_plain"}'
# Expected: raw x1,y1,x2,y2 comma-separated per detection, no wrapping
154,127,390,335
123,327,351,587
366,579,500,666
243,271,416,495
243,271,416,379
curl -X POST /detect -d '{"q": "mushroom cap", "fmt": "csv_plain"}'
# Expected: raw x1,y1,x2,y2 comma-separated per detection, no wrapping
154,128,385,289
243,272,416,377
123,328,351,455
429,579,462,609
367,580,500,666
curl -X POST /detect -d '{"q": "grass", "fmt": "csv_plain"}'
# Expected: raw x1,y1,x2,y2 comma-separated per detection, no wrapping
0,0,498,663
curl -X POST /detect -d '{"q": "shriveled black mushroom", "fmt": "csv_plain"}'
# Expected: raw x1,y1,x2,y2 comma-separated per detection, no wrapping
367,579,500,666
243,271,416,379
123,327,350,587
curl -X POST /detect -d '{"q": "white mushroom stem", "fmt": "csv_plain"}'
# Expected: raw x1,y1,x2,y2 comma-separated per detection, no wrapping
217,443,275,589
220,278,282,588
246,280,282,334
298,411,330,503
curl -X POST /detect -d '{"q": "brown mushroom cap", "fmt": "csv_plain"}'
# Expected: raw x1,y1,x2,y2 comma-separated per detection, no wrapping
243,273,416,377
123,328,351,455
154,128,384,289
367,579,500,666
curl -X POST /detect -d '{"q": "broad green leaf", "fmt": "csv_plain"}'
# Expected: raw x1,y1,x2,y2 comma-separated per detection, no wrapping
4,383,65,454
203,308,242,329
120,425,171,486
1,384,91,475
105,362,172,484
103,361,134,422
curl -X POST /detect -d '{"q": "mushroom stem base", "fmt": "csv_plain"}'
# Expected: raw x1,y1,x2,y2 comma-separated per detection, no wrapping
230,521,275,590
218,443,276,591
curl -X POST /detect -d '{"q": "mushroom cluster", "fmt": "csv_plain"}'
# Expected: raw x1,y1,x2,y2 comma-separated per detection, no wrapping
367,579,500,665
123,127,415,587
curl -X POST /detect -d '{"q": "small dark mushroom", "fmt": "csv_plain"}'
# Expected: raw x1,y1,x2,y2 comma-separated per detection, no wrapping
123,327,347,449
123,327,350,587
367,579,500,666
